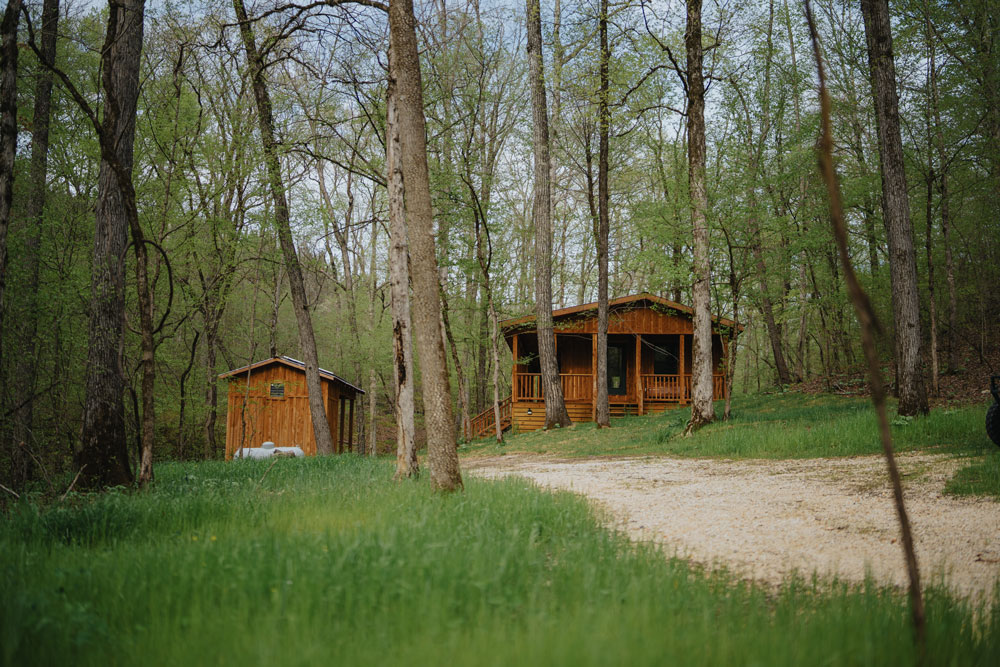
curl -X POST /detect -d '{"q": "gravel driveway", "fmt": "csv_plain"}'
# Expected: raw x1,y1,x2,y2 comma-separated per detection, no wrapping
466,453,1000,602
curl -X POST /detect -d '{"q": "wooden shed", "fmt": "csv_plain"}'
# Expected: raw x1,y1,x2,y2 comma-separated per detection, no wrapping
219,356,364,458
469,293,738,435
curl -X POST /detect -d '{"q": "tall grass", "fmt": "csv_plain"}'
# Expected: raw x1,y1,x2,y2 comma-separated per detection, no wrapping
2,457,997,665
466,393,994,460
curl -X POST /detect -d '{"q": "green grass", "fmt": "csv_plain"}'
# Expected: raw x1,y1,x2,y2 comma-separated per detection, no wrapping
464,393,995,461
945,449,1000,498
2,456,998,665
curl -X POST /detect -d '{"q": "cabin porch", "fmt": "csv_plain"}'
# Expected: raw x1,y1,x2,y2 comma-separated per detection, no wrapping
508,331,728,432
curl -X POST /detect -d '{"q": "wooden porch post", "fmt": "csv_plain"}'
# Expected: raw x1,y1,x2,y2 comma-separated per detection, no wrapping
679,334,687,404
721,335,729,399
591,333,598,421
348,396,355,452
512,333,519,400
636,334,643,415
338,397,346,452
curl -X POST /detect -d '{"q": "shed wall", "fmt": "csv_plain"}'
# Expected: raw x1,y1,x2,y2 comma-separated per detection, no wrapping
224,364,337,458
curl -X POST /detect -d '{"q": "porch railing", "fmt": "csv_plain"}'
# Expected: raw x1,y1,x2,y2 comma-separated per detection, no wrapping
640,374,728,402
514,373,728,403
468,396,512,438
514,373,592,402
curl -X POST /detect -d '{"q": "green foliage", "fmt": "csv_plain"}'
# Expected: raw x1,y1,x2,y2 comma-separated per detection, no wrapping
2,457,997,665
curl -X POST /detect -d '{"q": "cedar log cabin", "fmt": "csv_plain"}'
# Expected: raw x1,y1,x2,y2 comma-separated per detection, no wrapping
219,356,364,458
476,293,737,434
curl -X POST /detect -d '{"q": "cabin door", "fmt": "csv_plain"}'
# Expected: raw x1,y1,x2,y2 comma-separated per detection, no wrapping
607,343,628,395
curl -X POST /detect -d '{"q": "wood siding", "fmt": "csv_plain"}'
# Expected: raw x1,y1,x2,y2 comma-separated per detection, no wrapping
224,363,353,458
505,301,733,433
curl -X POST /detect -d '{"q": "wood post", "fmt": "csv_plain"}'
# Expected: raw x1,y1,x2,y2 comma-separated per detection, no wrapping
636,334,643,415
348,397,355,452
338,397,346,452
512,333,519,400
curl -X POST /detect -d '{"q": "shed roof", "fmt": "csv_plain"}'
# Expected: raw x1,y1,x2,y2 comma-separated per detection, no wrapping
218,356,365,394
499,292,740,332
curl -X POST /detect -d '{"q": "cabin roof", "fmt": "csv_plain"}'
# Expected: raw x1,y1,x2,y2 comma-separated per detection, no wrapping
499,292,740,332
218,356,365,394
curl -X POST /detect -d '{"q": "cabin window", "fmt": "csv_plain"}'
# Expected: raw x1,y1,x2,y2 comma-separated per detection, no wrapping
269,382,285,399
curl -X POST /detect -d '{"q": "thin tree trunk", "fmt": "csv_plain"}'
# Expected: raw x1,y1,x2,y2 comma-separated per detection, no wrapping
925,164,939,396
10,0,58,484
685,0,714,433
860,0,928,416
367,216,378,457
806,4,925,649
177,331,199,459
317,161,362,384
203,313,220,459
527,0,571,429
595,0,611,428
0,0,22,406
386,73,417,479
388,0,461,491
925,9,958,373
471,191,504,444
232,0,336,454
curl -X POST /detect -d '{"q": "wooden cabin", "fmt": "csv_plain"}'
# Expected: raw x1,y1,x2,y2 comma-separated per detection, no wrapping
219,356,364,458
483,293,736,433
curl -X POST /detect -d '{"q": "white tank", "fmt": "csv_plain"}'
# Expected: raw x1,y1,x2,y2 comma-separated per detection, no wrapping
233,443,305,459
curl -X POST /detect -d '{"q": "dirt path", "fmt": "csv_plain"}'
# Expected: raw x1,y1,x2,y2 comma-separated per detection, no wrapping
466,453,1000,602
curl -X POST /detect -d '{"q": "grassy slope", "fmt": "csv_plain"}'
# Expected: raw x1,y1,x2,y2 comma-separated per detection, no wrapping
464,394,1000,496
2,457,997,666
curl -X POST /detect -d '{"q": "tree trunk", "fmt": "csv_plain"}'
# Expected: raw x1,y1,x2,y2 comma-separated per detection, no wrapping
10,0,58,485
472,195,505,445
203,313,220,459
925,14,958,373
0,0,22,411
595,0,611,428
366,216,378,457
385,74,417,478
684,0,714,433
77,0,147,488
388,0,461,491
233,0,336,454
925,165,939,396
860,0,928,416
527,0,571,429
177,331,199,459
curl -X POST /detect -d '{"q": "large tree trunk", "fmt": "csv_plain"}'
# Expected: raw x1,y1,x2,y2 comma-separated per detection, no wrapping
386,73,417,479
684,0,714,433
526,0,571,429
594,0,611,428
860,0,928,416
0,0,22,408
388,0,461,491
10,0,58,485
232,0,336,454
77,0,146,488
